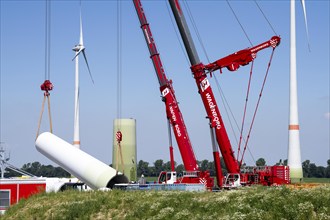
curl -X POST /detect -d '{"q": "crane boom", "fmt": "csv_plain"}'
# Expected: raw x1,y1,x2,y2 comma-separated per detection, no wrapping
205,36,281,73
133,0,198,172
169,0,281,176
169,0,233,184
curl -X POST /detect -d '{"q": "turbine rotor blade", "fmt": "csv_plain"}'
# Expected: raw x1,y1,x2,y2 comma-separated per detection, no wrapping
300,0,311,52
82,50,94,84
79,5,84,45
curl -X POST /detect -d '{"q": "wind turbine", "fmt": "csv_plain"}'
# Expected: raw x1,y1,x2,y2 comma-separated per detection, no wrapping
288,0,310,183
72,2,94,149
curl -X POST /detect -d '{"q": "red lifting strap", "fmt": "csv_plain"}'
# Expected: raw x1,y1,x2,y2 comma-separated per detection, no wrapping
36,80,54,140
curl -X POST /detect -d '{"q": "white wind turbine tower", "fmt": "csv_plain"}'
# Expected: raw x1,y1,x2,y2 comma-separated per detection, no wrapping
288,0,310,182
72,2,94,149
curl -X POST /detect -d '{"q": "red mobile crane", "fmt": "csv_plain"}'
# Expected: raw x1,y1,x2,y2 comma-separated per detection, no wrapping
169,0,290,188
133,0,213,189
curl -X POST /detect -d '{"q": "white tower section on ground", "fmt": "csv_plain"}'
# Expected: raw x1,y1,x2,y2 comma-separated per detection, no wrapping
288,0,303,182
36,132,129,189
112,119,137,182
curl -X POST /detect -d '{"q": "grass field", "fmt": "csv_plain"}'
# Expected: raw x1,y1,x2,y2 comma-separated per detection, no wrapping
302,178,330,183
2,185,329,220
146,177,330,184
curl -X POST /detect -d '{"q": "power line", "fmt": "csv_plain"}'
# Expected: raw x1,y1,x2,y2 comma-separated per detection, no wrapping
226,0,253,46
165,1,190,67
182,0,210,63
254,0,277,36
44,0,51,80
116,0,122,128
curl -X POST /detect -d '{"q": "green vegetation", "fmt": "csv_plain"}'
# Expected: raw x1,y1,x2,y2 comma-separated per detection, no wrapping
302,160,330,178
303,178,330,184
140,158,330,178
6,158,330,179
4,162,70,178
2,185,329,220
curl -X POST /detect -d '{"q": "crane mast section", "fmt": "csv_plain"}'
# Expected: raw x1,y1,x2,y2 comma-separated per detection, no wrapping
192,64,240,173
133,0,198,171
134,1,167,86
169,0,239,174
169,0,200,65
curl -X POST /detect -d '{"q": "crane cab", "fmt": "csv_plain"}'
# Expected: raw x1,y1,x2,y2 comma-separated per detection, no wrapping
223,173,241,189
158,171,177,184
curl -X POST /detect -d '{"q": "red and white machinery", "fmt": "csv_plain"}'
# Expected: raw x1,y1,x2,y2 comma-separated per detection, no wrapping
0,177,87,214
168,0,290,188
133,0,213,189
134,0,290,189
0,178,46,214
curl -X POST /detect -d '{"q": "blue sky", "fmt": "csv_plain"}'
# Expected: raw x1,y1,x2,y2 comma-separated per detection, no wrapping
1,0,329,168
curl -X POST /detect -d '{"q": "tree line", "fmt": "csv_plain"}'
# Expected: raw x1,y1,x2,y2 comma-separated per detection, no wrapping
3,159,330,178
302,160,330,178
4,161,71,178
137,158,330,178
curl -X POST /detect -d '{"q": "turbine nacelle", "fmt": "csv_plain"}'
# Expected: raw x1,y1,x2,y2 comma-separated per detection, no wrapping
72,44,85,54
72,44,85,61
72,43,94,84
